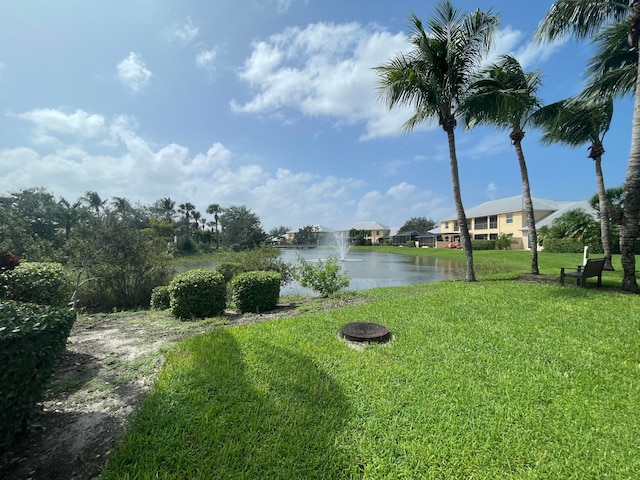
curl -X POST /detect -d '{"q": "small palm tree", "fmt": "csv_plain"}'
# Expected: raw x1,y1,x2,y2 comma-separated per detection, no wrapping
376,0,498,282
532,96,615,270
462,54,541,274
82,191,106,216
536,0,639,292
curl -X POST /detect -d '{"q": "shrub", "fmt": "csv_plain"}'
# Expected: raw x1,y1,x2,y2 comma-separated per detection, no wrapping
232,271,281,313
169,269,226,319
0,300,76,453
495,234,512,250
471,240,496,250
0,251,19,273
230,245,294,285
544,238,584,253
2,262,73,307
294,254,350,297
150,285,171,310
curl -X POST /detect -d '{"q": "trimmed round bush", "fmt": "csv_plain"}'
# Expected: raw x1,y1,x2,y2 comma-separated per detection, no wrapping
2,262,73,307
232,271,281,313
150,285,171,310
168,269,226,319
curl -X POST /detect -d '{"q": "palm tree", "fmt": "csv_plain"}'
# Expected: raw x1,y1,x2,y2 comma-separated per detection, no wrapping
376,1,498,282
177,202,195,235
206,203,223,250
462,54,541,274
535,0,639,292
159,197,176,222
532,96,616,271
82,191,106,216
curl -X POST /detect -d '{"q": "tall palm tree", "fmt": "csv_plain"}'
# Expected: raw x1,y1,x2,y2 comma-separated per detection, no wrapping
206,203,223,250
532,96,616,271
462,54,541,274
159,197,176,222
376,1,498,282
536,0,639,292
177,202,195,235
82,191,106,216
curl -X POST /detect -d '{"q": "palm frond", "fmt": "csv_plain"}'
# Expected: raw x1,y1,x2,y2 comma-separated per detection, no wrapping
535,0,631,42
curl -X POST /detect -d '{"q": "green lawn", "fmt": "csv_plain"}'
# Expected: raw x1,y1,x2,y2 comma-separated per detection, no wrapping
100,275,640,479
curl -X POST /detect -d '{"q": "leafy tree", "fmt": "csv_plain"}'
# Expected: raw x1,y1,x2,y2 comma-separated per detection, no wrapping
219,205,266,250
293,225,318,245
376,1,498,282
398,216,436,233
268,226,290,243
532,96,615,270
349,229,369,246
66,208,173,311
150,197,176,222
590,185,625,226
463,54,542,274
536,0,640,291
294,254,349,297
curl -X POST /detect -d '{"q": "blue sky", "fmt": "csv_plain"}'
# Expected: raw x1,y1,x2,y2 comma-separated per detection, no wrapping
0,1,633,231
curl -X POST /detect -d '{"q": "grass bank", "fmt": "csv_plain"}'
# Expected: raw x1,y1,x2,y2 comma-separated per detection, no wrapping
101,280,640,479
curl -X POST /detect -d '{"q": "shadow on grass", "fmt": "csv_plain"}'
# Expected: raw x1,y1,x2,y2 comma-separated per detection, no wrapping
101,329,351,479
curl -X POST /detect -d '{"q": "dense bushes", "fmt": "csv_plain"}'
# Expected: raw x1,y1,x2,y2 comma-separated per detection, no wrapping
1,262,73,307
0,300,76,452
169,269,226,319
232,271,281,313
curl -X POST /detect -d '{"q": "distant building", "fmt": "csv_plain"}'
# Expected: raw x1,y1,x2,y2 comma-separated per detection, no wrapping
437,195,594,250
348,221,390,245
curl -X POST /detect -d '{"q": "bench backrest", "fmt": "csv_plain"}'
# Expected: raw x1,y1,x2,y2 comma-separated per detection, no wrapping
583,258,606,276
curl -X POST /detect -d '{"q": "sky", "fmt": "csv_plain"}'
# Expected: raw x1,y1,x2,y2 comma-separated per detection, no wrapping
0,0,634,232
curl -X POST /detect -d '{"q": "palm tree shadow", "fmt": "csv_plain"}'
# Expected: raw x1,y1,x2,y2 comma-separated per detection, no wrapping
104,329,351,478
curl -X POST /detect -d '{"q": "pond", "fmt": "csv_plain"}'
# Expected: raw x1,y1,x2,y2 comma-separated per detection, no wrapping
176,248,465,295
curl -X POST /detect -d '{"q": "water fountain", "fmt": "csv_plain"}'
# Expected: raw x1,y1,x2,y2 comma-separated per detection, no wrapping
332,231,352,261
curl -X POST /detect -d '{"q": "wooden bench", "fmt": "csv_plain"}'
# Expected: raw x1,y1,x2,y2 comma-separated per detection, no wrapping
560,258,606,287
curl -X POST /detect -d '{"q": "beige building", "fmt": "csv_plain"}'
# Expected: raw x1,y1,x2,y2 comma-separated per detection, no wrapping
437,195,593,250
348,221,391,245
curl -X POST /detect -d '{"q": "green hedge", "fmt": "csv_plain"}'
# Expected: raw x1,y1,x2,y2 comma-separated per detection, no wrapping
168,269,226,319
471,240,496,250
544,238,584,253
1,262,73,307
232,271,281,313
215,262,244,283
150,285,170,310
0,301,76,453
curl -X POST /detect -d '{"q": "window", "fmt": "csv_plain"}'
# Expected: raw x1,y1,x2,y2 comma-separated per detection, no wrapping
490,215,497,229
474,234,488,240
474,216,488,230
506,213,513,224
445,222,449,229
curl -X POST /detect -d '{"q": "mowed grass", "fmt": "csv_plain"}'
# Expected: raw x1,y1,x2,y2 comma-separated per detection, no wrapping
101,279,640,479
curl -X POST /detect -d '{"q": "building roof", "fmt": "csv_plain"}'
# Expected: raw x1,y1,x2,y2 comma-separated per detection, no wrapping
440,195,572,222
348,221,390,231
525,200,595,230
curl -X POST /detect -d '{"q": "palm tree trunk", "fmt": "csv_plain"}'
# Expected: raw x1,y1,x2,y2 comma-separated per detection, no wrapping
620,38,640,292
593,155,614,270
446,128,476,282
512,136,539,274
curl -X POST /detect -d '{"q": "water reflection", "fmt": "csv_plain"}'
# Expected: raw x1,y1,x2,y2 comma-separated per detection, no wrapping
175,248,465,295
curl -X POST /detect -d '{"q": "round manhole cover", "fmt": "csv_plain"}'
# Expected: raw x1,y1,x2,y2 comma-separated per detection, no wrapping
339,322,390,343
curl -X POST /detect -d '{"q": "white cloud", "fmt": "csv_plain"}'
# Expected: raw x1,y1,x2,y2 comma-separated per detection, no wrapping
488,26,567,70
232,22,418,140
2,107,453,230
195,48,219,77
486,183,498,199
117,52,152,92
165,16,199,45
